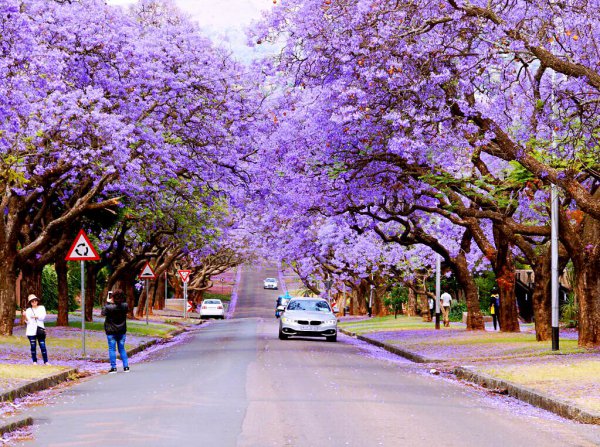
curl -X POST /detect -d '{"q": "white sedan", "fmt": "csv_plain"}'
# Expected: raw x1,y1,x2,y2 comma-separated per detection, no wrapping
263,278,278,289
199,299,225,319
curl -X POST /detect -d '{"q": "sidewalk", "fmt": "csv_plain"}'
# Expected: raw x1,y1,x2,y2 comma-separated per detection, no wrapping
339,315,600,424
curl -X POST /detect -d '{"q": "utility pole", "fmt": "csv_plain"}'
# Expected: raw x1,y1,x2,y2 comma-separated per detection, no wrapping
435,254,441,330
551,184,560,350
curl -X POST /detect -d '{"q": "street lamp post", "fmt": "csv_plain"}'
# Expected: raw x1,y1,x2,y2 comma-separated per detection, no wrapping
435,254,441,330
551,184,560,350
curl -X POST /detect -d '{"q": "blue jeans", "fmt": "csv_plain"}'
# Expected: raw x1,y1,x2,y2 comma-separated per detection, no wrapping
106,333,129,369
27,335,48,363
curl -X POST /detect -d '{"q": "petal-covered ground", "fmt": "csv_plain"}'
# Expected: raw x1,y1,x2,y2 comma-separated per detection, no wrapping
340,315,600,417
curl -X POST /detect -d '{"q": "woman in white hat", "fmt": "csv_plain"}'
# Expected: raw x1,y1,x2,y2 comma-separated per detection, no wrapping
24,294,49,365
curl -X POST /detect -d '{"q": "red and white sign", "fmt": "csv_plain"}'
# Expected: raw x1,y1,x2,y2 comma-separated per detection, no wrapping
187,301,194,312
65,230,100,261
139,262,156,279
178,270,191,283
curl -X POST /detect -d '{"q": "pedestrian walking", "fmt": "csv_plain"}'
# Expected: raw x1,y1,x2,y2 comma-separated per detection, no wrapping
490,298,499,330
490,289,500,330
428,296,435,320
24,294,49,365
101,289,130,374
440,291,452,327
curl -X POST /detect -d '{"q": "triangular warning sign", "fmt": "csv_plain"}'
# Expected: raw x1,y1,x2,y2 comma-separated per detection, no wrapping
139,262,156,279
65,230,100,261
178,270,191,283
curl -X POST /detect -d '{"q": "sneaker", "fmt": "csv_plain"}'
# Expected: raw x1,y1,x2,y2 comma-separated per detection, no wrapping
32,362,37,365
44,362,51,366
108,367,117,374
123,367,130,372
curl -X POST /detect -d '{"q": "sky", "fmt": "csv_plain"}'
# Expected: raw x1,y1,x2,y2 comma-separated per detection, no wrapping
107,0,274,62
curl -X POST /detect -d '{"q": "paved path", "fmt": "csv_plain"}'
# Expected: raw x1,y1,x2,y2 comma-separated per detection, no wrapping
18,264,600,446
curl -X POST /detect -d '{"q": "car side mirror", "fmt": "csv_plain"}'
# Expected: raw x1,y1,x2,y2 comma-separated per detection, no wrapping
277,306,285,311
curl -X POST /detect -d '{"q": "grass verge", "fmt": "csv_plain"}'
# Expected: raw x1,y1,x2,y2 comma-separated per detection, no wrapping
478,359,600,413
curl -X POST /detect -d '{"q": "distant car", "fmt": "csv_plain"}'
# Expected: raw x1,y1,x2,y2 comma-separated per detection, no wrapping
200,299,225,319
278,298,337,342
263,278,278,289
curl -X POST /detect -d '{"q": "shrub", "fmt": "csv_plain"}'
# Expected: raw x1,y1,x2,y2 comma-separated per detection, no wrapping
449,301,468,322
384,285,408,318
561,293,578,328
41,265,79,312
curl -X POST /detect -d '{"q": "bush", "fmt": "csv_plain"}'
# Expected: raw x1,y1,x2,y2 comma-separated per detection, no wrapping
561,293,578,328
41,265,79,312
449,301,467,322
384,285,408,318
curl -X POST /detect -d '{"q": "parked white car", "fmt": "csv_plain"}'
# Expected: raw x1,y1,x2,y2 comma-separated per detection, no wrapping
263,278,278,289
200,299,225,319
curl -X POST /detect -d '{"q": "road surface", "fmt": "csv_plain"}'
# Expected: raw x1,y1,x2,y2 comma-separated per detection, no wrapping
18,264,600,446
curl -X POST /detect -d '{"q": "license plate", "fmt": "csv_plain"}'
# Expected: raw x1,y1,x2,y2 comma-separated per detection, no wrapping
300,326,313,331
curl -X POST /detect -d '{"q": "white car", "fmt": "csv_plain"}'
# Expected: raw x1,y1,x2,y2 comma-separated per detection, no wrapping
263,278,278,289
278,298,337,342
200,299,225,319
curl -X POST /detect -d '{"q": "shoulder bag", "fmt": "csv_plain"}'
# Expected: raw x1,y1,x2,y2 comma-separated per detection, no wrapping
31,308,46,341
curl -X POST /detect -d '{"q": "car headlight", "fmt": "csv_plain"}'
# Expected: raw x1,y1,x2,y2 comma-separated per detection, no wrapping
282,317,294,324
324,319,337,325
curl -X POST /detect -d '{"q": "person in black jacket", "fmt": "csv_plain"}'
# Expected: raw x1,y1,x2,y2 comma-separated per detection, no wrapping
101,289,130,374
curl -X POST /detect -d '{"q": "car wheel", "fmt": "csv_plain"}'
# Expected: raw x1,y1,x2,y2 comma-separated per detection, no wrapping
279,329,288,340
326,334,337,342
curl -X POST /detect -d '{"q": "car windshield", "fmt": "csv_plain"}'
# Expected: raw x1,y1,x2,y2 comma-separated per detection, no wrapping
286,300,331,312
265,278,276,282
204,300,221,304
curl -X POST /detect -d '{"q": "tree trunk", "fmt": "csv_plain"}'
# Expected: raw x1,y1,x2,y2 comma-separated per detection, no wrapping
136,285,148,319
20,262,43,308
55,257,69,326
125,281,136,319
575,213,600,347
155,274,166,310
84,266,96,322
0,255,18,335
373,285,389,317
454,254,484,330
531,251,552,341
407,284,418,317
493,230,520,332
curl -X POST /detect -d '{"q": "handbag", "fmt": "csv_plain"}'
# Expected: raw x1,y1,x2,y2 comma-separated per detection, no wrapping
31,309,46,340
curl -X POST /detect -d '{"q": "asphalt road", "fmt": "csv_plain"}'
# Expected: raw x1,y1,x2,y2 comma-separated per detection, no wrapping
19,264,600,446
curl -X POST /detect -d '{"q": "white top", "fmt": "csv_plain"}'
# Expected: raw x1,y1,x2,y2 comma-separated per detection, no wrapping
441,292,452,307
25,306,46,337
428,297,435,309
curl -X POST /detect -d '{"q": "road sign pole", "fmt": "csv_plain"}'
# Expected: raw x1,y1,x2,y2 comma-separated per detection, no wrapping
165,271,168,302
183,282,187,319
81,260,86,356
145,279,149,325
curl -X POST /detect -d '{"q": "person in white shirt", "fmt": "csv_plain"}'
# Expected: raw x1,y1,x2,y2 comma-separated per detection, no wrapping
24,294,49,365
440,291,452,327
428,296,435,320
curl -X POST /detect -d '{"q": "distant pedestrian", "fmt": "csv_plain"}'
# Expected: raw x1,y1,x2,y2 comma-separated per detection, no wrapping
24,294,49,365
440,291,452,327
101,289,129,374
428,296,435,319
490,289,500,330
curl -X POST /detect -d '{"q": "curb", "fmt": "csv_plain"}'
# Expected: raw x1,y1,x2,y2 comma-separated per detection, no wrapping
123,327,188,358
0,368,78,403
0,416,33,436
455,366,600,424
339,328,441,363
